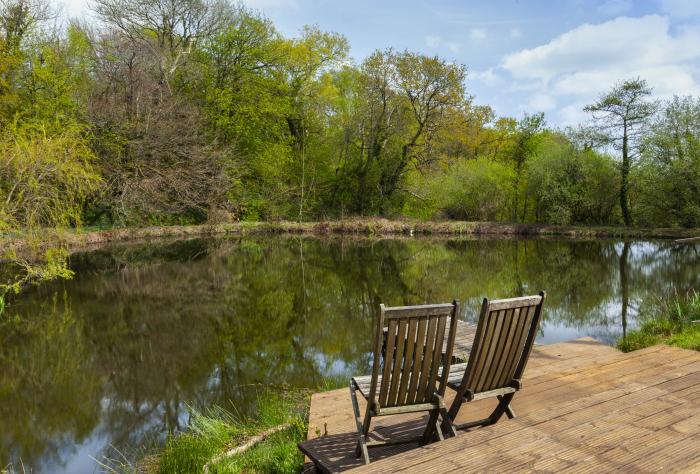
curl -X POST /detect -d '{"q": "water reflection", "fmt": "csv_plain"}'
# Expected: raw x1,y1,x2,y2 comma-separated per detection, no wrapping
1,236,698,472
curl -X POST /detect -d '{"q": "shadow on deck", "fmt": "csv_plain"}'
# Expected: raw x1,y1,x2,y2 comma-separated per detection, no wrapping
300,337,700,473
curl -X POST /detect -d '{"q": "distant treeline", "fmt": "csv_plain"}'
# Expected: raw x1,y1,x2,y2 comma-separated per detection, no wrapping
1,0,699,230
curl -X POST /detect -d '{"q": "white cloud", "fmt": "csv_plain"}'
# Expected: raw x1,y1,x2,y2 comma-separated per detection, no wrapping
499,15,700,124
446,41,462,53
472,68,505,87
425,35,461,53
528,93,557,111
425,35,441,48
510,28,522,39
559,102,590,126
59,0,90,18
470,28,487,41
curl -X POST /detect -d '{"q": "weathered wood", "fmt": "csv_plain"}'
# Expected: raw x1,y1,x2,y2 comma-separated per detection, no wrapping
415,316,438,403
674,236,700,243
488,294,543,311
345,301,460,464
383,304,455,318
386,319,407,406
378,317,396,407
406,317,427,404
447,292,545,427
299,338,638,472
344,346,700,474
396,318,417,404
203,423,291,473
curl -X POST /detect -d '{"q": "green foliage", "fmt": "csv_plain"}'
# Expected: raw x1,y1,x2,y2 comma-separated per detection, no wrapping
1,0,699,231
0,122,102,228
0,246,74,313
155,391,308,474
525,133,619,225
408,158,513,221
634,96,700,227
0,295,101,465
618,289,700,352
583,78,658,226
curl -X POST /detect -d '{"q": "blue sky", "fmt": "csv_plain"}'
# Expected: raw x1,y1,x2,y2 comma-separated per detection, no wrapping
63,0,700,126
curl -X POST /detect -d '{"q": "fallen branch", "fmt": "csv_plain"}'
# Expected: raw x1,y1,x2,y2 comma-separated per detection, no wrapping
674,236,700,243
202,423,291,473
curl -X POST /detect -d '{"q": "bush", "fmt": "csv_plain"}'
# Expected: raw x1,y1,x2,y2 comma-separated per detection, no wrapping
0,122,102,228
525,134,619,225
406,158,513,221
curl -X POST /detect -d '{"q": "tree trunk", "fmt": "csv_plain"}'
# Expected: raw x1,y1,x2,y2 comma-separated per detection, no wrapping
620,121,632,226
512,160,522,222
620,242,630,339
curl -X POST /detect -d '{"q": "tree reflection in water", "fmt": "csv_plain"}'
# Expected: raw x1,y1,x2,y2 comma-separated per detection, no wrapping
1,235,698,472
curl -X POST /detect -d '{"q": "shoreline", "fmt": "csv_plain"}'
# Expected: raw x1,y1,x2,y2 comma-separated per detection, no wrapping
2,219,699,256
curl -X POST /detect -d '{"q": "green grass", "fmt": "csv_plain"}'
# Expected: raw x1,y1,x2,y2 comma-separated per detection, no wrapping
618,289,700,352
109,390,311,474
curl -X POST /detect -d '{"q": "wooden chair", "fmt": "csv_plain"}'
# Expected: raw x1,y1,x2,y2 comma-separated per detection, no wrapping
445,292,546,432
350,302,460,464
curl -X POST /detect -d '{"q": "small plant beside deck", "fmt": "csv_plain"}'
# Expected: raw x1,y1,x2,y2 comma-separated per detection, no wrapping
619,290,700,352
132,391,310,474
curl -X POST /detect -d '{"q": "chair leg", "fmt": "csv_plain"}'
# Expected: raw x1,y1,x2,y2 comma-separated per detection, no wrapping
446,388,466,422
421,409,440,444
434,415,445,441
349,382,372,464
439,406,458,438
357,436,370,465
504,397,516,419
487,393,516,425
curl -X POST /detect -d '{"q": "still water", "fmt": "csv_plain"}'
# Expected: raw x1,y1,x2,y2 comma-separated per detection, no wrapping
1,235,699,472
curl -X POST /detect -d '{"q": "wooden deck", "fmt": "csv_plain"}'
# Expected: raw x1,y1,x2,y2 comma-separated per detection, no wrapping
433,319,475,362
300,335,700,473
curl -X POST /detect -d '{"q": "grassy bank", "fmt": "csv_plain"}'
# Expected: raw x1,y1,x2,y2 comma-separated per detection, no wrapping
110,391,311,474
3,219,700,258
618,290,700,352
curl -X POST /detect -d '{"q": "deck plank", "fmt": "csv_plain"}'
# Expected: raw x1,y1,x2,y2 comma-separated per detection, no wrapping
300,338,700,473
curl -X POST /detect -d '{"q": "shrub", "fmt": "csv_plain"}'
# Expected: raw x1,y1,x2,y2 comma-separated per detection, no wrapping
0,122,102,228
525,134,619,225
407,158,513,221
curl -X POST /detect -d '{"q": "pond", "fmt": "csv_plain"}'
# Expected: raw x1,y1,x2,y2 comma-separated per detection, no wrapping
1,235,699,472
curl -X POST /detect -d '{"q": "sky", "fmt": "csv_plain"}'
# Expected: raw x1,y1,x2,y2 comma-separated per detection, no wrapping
60,0,700,126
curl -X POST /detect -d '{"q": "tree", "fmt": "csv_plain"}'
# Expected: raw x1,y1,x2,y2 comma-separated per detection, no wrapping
86,0,236,224
504,113,545,221
279,25,348,221
387,51,465,200
91,0,233,89
634,96,700,227
584,78,658,226
329,49,466,215
525,132,618,225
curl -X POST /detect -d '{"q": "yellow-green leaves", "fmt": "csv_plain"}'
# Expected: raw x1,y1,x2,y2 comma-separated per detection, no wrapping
0,122,102,229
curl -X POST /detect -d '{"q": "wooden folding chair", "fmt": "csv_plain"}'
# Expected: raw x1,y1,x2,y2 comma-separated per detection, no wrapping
350,302,460,464
445,292,546,431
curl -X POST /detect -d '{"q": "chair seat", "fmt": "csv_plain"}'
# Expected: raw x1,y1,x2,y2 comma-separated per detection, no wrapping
352,362,469,399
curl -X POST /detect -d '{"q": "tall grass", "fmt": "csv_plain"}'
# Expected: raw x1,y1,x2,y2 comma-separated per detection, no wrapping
618,289,700,352
152,390,309,474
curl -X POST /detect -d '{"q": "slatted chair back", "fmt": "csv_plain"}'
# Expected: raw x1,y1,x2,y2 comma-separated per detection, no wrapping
457,292,545,398
369,302,459,409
